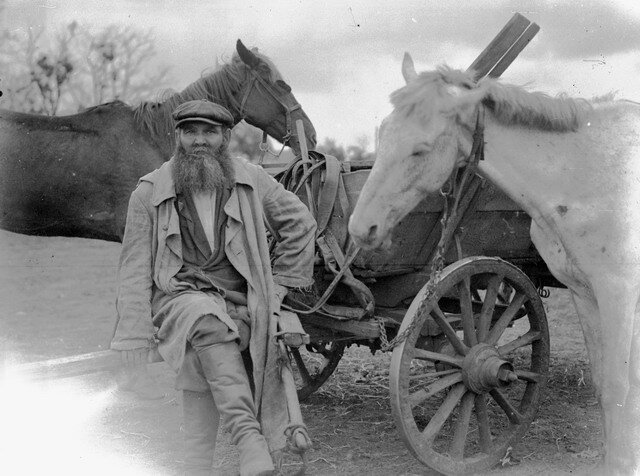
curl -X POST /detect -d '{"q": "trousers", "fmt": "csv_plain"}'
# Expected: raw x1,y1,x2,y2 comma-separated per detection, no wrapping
176,301,251,392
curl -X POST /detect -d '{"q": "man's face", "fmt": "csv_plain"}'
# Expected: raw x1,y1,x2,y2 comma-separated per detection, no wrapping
178,121,230,154
172,121,235,194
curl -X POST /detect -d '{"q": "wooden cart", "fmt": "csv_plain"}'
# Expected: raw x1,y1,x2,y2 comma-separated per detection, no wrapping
269,13,558,475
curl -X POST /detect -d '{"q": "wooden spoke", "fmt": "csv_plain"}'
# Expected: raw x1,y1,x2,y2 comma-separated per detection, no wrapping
409,368,459,381
412,347,464,367
487,292,527,345
498,330,542,356
458,277,478,346
450,391,475,460
475,393,493,453
408,372,463,408
389,257,549,475
489,388,523,424
293,341,346,401
515,370,544,383
477,274,503,342
430,304,469,355
290,348,312,385
422,383,467,442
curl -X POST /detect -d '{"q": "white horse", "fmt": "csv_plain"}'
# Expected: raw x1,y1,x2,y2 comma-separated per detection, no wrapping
348,55,640,475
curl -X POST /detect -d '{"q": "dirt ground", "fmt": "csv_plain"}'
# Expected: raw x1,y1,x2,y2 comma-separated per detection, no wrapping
0,230,604,475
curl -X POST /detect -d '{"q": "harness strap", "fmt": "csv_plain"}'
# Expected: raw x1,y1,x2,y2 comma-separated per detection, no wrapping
319,231,375,318
238,74,255,119
238,69,301,149
315,155,341,238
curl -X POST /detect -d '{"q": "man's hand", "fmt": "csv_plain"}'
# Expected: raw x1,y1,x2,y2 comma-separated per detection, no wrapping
117,347,164,400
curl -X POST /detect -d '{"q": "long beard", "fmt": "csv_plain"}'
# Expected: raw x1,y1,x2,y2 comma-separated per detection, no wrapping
172,143,235,195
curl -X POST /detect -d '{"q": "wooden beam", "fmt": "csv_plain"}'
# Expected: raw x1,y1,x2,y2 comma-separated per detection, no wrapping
7,349,163,381
488,22,540,78
467,13,534,80
300,314,380,339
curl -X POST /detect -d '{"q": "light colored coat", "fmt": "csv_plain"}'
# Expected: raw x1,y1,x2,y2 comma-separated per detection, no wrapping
111,157,317,451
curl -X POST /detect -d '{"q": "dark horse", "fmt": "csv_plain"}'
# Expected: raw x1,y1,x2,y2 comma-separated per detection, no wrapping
0,40,316,242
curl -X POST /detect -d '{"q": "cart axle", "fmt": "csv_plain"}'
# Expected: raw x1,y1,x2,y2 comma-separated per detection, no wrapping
461,343,517,393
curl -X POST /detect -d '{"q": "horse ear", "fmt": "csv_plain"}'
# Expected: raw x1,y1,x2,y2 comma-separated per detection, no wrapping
401,52,418,83
236,39,261,69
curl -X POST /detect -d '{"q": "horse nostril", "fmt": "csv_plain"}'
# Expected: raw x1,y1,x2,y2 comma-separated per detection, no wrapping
366,224,378,243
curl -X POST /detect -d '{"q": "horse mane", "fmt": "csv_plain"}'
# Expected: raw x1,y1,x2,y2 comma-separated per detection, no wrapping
132,48,281,147
391,65,591,132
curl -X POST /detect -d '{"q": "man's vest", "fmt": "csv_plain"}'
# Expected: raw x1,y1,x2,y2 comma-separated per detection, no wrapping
174,187,247,303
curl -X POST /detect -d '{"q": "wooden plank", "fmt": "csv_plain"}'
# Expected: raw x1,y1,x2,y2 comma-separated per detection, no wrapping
277,339,312,450
299,313,397,339
300,314,379,338
488,22,540,78
8,349,163,380
467,13,531,80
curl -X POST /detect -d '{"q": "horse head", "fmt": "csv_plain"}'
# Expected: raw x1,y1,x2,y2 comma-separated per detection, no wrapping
234,39,316,154
135,40,316,158
349,54,486,250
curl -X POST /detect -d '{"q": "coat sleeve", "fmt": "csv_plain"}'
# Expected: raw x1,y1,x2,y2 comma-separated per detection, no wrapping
257,168,317,289
110,187,156,351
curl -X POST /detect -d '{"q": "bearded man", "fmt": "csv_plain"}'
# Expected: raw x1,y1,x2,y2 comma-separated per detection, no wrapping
110,99,316,476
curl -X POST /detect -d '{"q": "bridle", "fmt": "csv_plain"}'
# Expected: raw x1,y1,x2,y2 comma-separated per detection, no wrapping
237,68,302,162
461,105,486,169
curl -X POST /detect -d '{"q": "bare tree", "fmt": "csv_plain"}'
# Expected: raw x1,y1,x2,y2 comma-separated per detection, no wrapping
0,25,54,113
229,122,264,163
0,21,171,114
75,24,170,108
345,134,372,161
229,122,292,165
317,137,346,161
28,22,76,115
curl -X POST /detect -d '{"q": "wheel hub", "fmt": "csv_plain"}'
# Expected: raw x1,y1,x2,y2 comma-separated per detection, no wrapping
461,343,518,393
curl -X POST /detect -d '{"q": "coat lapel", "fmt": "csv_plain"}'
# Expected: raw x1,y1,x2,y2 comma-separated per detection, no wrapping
224,159,252,248
224,189,243,246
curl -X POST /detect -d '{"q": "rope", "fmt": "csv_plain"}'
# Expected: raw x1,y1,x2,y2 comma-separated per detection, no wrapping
280,245,361,315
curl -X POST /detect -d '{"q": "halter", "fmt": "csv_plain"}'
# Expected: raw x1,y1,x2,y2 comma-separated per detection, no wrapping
464,105,486,168
237,68,302,162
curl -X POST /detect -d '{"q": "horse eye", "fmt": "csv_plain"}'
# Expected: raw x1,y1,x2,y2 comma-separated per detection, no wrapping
276,80,292,93
411,147,430,157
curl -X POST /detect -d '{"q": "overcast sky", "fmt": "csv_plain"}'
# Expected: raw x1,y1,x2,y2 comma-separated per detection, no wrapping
4,0,640,149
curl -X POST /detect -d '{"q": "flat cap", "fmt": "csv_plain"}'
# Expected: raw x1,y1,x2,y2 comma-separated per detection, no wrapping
172,99,234,129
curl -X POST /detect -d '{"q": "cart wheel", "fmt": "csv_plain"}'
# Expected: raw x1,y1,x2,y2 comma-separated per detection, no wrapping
290,341,347,401
389,257,549,475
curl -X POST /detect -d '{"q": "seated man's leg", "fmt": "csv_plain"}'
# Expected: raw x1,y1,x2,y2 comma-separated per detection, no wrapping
182,386,219,476
178,333,221,475
188,314,274,476
178,315,233,475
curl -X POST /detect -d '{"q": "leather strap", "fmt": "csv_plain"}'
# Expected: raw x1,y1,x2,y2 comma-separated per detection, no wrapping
314,154,341,238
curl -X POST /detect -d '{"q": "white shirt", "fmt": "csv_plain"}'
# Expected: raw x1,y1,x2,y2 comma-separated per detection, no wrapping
191,190,217,253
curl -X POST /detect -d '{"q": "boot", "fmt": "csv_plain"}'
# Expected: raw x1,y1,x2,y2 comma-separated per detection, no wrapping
182,389,219,476
197,342,275,476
